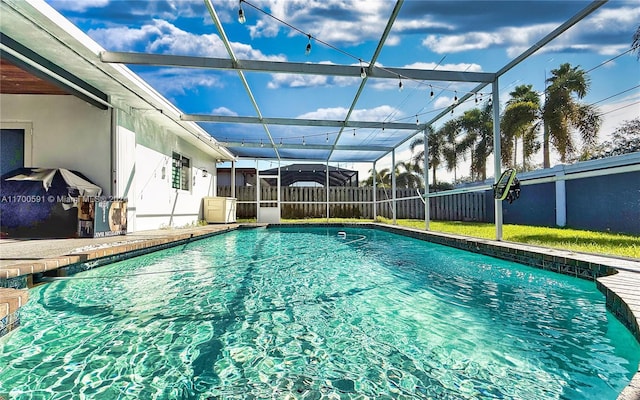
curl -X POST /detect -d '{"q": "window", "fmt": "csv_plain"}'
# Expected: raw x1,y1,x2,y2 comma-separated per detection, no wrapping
171,152,190,190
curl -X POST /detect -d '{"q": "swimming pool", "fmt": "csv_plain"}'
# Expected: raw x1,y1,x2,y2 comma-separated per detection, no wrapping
0,226,638,399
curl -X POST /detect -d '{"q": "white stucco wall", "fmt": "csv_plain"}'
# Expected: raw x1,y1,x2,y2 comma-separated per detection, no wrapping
1,94,220,232
0,94,112,192
117,109,218,231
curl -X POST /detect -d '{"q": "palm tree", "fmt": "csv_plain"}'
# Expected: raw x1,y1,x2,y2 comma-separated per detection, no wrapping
394,160,424,189
361,167,392,188
632,24,640,58
409,125,444,186
458,102,494,181
501,84,541,170
542,63,601,168
439,119,464,182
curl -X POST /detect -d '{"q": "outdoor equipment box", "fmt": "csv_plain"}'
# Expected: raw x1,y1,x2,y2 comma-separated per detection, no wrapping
77,197,128,238
203,197,237,223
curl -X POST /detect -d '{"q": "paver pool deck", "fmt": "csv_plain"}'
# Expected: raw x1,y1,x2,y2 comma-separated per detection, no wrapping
1,222,639,399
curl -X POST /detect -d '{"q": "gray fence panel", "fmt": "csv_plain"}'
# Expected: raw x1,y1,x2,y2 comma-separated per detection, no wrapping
566,171,640,235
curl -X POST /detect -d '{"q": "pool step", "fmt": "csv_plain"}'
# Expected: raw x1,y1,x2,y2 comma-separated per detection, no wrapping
0,288,29,336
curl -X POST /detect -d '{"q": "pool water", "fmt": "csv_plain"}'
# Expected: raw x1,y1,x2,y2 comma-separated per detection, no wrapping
0,227,638,399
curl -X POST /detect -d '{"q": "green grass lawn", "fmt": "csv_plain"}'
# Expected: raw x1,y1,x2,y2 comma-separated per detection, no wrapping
250,217,640,259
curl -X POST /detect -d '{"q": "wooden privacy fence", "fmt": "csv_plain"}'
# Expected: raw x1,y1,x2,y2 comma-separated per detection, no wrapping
217,186,486,221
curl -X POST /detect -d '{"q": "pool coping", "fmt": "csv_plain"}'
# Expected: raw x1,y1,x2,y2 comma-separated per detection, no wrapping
1,221,639,398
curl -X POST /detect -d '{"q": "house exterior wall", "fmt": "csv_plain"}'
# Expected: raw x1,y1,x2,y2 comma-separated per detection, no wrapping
0,94,112,192
0,94,220,232
117,109,218,231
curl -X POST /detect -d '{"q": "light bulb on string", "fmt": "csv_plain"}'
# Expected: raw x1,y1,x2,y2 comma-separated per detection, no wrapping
353,129,356,136
454,91,458,104
430,85,434,98
238,1,246,24
305,34,312,56
279,138,283,146
326,133,329,142
398,75,403,92
359,61,367,79
475,93,478,104
241,139,245,146
260,139,264,148
302,136,306,146
416,115,419,126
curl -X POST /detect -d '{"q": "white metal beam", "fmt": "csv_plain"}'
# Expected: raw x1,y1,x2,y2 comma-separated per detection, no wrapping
224,141,392,151
181,114,419,131
100,51,496,83
492,80,503,241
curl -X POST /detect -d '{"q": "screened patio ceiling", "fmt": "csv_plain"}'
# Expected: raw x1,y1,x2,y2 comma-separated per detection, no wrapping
96,0,608,165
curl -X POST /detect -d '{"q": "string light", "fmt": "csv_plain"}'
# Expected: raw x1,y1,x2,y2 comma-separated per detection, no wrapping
454,91,458,104
241,139,245,146
238,0,246,24
279,138,283,146
305,34,312,56
237,0,485,104
238,0,487,107
416,115,419,126
302,136,306,145
260,139,264,147
326,133,329,142
353,129,356,136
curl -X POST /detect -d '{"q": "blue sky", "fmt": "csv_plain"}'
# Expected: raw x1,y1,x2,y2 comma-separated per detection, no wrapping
46,0,640,181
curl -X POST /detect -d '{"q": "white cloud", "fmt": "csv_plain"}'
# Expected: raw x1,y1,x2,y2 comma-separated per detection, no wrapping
48,0,109,12
139,68,224,96
241,0,394,45
350,105,403,121
423,32,504,54
393,18,454,33
587,6,640,33
212,106,238,116
421,5,640,58
404,62,483,72
267,61,364,89
297,105,402,122
267,73,329,89
597,93,640,139
433,96,454,110
88,19,286,61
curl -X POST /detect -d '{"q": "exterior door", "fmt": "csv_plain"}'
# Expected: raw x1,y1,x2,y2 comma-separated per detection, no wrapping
0,129,25,176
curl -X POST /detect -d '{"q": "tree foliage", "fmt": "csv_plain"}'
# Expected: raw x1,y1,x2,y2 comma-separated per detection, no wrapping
588,118,640,159
501,85,541,171
633,24,640,58
542,63,601,167
365,62,615,187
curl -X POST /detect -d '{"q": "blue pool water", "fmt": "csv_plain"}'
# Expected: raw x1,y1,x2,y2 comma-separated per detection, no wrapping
0,227,638,399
